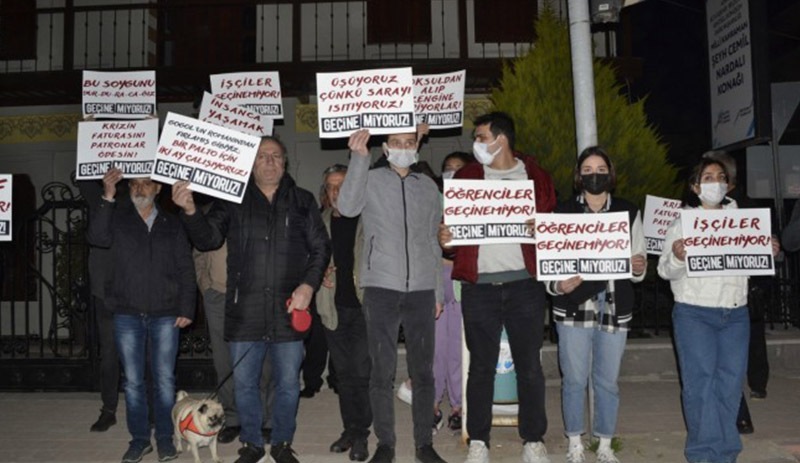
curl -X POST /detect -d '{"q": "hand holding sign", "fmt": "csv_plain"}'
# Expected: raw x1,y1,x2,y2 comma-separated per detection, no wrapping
631,254,647,276
438,223,454,249
102,168,123,200
672,239,686,261
557,275,583,294
348,129,371,157
171,180,197,216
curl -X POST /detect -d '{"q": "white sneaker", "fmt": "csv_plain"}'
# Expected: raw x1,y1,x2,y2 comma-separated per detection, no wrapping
465,440,489,463
522,441,550,463
396,380,412,405
566,444,585,463
596,448,620,463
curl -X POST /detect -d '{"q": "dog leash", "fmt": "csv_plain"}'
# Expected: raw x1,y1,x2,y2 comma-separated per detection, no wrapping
205,342,255,401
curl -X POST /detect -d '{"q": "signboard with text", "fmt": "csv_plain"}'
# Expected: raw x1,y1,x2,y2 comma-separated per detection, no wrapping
76,119,159,179
152,113,260,204
535,212,632,281
643,195,682,255
681,208,773,277
443,179,536,246
198,92,273,137
316,67,415,138
0,175,11,242
413,70,465,129
209,71,283,118
82,70,156,119
706,0,768,149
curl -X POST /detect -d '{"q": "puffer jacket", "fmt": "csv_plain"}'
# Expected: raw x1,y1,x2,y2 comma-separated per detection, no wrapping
337,154,443,302
182,174,330,342
657,202,748,308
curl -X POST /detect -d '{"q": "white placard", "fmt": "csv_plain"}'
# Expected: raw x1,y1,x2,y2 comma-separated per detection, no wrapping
82,70,156,119
198,92,273,137
0,175,11,242
443,179,536,245
707,0,755,148
413,70,465,129
76,119,159,180
152,113,260,204
681,208,774,277
316,67,415,138
209,71,283,119
643,195,682,255
534,212,633,281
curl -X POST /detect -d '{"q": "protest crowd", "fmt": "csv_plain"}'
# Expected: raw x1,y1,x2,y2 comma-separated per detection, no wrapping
68,68,797,463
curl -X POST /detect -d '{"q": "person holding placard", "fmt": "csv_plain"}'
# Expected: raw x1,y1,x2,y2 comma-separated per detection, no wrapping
439,112,557,463
337,128,446,463
88,170,195,463
545,147,647,463
657,158,781,463
173,136,331,463
317,163,372,461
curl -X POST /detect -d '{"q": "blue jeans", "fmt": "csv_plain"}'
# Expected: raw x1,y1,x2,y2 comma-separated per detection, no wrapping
461,279,548,444
229,340,304,447
556,322,627,438
114,314,179,447
672,303,749,463
362,287,436,448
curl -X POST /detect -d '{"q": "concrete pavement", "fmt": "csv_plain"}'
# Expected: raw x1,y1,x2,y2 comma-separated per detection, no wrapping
0,374,799,463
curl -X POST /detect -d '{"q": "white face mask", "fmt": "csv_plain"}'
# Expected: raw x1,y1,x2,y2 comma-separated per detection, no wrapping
383,143,418,169
698,182,728,206
472,139,501,165
441,170,456,180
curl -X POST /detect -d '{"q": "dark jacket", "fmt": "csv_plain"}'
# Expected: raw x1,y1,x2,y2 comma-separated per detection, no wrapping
450,153,557,283
181,174,330,343
87,200,196,319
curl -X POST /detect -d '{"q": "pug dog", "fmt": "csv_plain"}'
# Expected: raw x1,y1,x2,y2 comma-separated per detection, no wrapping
172,390,225,463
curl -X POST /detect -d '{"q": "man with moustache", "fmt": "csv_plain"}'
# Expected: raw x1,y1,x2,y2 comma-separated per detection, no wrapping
439,112,557,463
88,169,195,463
316,163,371,461
337,129,445,463
172,136,330,463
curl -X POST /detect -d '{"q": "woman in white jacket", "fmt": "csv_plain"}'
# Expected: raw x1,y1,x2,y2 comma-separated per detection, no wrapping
657,158,780,463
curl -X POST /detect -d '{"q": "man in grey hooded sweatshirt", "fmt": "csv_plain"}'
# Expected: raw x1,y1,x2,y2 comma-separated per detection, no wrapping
337,128,445,463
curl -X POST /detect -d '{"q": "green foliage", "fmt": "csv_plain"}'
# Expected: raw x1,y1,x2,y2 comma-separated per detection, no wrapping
491,5,681,206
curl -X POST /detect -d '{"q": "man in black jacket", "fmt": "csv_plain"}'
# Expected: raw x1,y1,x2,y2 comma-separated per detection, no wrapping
173,136,331,463
88,169,195,463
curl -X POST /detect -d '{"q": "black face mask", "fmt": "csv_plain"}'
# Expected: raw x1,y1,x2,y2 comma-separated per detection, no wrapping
581,173,611,195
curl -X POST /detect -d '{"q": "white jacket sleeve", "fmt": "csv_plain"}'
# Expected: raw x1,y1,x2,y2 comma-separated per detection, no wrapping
630,210,647,283
657,216,687,281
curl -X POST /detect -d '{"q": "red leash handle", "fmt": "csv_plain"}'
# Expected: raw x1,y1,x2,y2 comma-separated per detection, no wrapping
286,298,311,333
